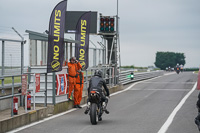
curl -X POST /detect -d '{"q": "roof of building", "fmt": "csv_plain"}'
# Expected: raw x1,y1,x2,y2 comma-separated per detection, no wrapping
25,30,80,43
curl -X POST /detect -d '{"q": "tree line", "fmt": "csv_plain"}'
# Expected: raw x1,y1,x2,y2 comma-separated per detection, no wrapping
154,51,185,70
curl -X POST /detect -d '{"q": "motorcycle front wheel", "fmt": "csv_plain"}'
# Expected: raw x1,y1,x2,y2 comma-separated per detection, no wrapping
90,103,98,125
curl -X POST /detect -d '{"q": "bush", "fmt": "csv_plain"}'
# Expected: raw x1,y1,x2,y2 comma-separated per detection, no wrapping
184,68,199,71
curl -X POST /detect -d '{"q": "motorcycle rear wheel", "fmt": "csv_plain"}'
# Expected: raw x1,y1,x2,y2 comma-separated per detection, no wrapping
90,103,97,125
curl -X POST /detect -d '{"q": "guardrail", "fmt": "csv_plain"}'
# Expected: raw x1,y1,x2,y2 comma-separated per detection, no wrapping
0,69,163,117
119,70,164,85
0,73,48,117
84,67,116,89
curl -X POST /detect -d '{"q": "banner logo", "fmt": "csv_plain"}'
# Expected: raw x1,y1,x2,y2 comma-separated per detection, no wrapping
51,60,60,71
79,61,86,69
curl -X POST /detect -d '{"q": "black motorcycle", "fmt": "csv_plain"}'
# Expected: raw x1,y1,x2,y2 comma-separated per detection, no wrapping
88,90,104,125
176,67,180,74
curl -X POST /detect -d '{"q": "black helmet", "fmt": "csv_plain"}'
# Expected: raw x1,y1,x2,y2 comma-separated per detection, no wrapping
94,69,103,77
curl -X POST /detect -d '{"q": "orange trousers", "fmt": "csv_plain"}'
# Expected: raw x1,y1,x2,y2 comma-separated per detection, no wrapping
74,84,83,105
68,77,76,99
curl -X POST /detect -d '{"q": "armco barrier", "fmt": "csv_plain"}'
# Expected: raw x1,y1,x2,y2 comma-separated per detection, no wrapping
119,70,164,85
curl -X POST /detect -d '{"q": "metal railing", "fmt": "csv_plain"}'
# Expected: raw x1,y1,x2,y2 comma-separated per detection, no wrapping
0,38,26,77
27,72,48,108
0,75,21,117
0,72,48,117
83,66,116,90
0,68,163,117
119,70,164,85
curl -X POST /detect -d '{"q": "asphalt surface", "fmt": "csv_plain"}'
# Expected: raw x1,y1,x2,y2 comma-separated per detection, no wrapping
11,72,199,133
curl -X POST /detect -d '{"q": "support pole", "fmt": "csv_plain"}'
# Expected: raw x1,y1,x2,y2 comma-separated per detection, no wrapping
45,73,47,106
33,74,36,110
11,76,14,117
52,72,56,105
70,43,72,58
2,41,5,76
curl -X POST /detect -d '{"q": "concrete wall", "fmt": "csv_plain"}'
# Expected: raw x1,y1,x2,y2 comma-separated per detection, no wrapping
0,107,48,133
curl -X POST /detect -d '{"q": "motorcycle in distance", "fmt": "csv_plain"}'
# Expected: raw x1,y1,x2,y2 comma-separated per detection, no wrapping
87,90,106,125
176,67,180,74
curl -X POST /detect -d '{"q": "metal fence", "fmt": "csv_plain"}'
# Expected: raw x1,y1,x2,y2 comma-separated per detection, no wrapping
0,38,25,76
0,67,163,117
83,66,116,90
119,70,164,85
0,73,48,117
0,67,116,117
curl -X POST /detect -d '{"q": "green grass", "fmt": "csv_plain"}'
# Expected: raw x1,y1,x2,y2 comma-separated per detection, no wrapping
195,71,199,74
0,76,21,84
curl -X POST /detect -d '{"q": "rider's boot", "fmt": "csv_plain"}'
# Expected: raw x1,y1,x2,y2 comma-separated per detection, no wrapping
102,102,109,114
98,116,102,121
84,107,89,114
84,102,90,114
104,109,109,114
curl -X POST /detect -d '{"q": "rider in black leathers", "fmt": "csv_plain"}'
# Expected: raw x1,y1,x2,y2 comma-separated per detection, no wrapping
176,63,180,71
84,69,110,115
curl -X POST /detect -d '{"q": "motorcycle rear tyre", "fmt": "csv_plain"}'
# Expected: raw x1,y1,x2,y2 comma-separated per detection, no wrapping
90,103,97,125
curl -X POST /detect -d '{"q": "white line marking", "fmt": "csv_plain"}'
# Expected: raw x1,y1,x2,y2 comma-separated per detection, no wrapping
164,72,176,76
130,89,190,91
142,82,195,84
157,82,197,133
8,109,77,133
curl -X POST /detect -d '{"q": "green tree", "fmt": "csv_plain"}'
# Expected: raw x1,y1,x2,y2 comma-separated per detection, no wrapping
154,51,186,70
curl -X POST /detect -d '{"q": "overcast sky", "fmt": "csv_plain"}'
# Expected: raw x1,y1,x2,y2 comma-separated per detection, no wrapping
0,0,200,67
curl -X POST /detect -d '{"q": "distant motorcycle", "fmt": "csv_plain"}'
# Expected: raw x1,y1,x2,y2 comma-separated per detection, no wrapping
88,90,105,125
176,67,180,74
180,68,184,72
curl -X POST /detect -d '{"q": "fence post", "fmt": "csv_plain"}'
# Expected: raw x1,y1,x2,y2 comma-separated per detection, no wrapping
99,49,101,65
112,67,114,86
11,76,14,117
33,74,36,110
93,49,96,66
1,78,4,94
21,41,24,76
52,72,56,105
45,73,47,107
109,67,112,87
2,41,5,76
85,69,88,91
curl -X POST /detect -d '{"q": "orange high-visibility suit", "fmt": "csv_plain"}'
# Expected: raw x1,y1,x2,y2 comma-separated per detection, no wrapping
68,62,82,99
74,71,84,105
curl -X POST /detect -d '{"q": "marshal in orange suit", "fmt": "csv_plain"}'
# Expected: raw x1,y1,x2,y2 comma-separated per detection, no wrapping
67,57,82,100
74,70,84,108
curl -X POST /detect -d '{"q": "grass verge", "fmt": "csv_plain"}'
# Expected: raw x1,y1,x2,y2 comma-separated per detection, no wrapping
0,76,21,85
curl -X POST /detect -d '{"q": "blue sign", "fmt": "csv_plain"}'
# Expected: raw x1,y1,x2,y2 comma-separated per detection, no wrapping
61,76,64,92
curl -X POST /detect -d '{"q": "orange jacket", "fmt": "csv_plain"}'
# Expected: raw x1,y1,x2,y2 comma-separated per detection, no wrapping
76,72,84,84
68,62,82,77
